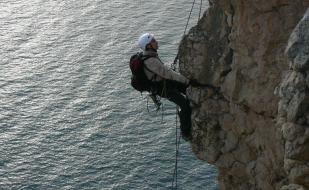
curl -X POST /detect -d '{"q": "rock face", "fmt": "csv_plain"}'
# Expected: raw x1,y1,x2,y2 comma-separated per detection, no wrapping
178,1,309,189
277,8,309,190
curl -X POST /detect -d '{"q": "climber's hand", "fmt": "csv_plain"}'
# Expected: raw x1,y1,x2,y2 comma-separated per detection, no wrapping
189,79,201,87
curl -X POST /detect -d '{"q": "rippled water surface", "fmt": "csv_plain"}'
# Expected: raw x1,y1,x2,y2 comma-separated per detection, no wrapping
0,0,218,189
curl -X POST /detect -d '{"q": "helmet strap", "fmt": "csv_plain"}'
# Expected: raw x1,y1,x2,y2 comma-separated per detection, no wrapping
146,44,157,52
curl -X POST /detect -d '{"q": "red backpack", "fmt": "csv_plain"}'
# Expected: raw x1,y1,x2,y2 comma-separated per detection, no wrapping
129,52,153,92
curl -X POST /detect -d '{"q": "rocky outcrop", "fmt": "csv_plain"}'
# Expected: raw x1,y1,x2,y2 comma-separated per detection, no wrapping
179,1,309,189
277,9,309,190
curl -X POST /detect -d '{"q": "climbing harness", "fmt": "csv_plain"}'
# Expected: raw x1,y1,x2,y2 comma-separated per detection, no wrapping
146,56,167,123
171,0,204,189
146,92,165,123
146,93,161,112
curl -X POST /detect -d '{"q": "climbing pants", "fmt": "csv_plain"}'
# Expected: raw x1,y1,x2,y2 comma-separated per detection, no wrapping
151,80,192,139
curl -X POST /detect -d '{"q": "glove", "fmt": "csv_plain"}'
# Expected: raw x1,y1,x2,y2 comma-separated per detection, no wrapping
189,79,201,87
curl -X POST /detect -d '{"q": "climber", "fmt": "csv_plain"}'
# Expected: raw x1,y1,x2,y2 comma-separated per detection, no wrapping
137,33,198,141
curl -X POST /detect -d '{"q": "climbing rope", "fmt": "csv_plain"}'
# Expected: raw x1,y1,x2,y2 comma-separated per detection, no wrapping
172,0,203,68
172,109,182,189
171,0,204,189
199,0,203,20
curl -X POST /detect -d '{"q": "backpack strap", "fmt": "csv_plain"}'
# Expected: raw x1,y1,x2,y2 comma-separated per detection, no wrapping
142,56,153,71
142,55,158,82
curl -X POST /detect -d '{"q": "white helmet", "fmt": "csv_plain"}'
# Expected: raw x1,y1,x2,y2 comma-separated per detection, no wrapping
138,33,155,50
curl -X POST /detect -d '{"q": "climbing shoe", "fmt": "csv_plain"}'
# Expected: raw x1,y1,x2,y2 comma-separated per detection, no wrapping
180,126,192,141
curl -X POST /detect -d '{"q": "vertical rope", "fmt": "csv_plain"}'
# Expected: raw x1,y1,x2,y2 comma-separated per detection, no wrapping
172,107,181,189
160,80,166,122
199,0,202,20
172,0,197,70
184,0,196,37
171,0,203,189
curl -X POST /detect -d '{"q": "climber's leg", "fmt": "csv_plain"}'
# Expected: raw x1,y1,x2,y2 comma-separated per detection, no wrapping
162,81,192,140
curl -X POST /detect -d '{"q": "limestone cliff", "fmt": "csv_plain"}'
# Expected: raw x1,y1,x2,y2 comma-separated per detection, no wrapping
178,1,309,189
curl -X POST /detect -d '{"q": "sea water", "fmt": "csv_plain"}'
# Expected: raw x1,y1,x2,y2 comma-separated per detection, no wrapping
0,0,218,189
